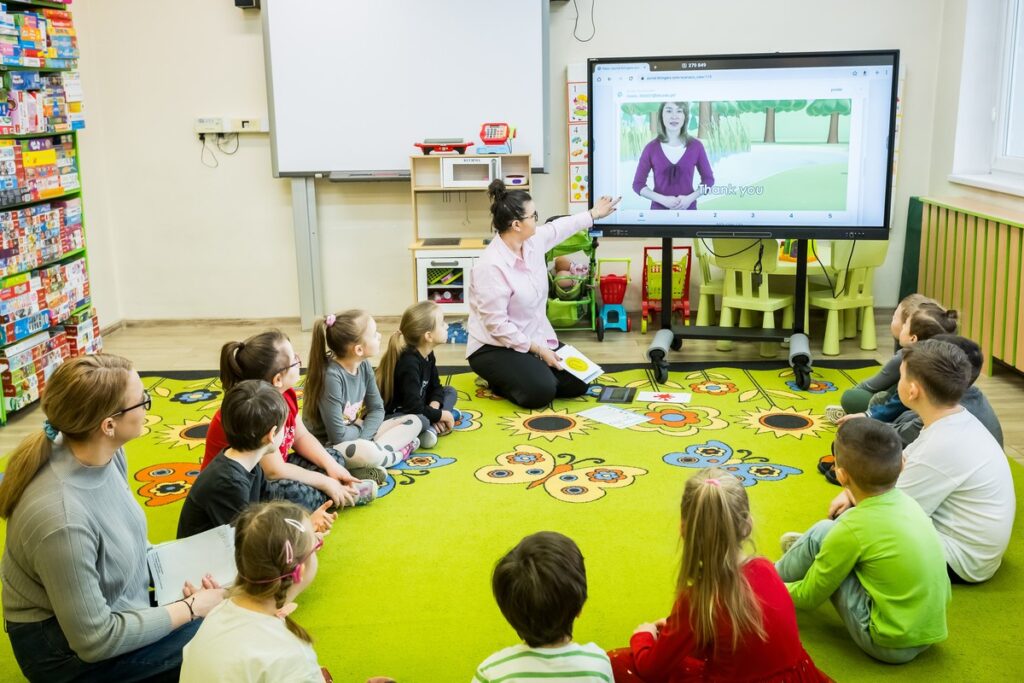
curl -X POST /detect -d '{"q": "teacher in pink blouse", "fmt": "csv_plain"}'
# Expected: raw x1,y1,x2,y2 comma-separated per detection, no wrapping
467,180,620,408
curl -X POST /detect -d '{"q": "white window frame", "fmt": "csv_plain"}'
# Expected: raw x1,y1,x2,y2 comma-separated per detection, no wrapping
949,0,1024,197
993,0,1024,175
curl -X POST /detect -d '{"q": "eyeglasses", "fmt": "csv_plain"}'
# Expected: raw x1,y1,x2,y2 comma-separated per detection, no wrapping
520,211,539,222
276,353,301,375
111,390,151,418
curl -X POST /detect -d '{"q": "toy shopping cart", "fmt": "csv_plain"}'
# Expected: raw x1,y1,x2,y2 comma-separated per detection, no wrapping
641,245,691,333
596,258,630,341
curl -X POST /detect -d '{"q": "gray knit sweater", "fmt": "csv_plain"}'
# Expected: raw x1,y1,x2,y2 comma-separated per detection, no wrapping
1,438,173,662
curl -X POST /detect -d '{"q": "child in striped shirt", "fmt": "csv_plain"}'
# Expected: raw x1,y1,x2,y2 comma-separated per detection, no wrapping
471,532,612,683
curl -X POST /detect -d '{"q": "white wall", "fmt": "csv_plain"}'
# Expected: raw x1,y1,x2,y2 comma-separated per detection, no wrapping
75,0,956,323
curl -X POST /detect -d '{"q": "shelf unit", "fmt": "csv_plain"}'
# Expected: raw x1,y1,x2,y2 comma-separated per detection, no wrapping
410,153,531,314
0,0,101,424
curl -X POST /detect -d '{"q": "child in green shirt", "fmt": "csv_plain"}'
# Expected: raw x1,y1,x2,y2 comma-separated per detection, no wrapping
776,419,950,663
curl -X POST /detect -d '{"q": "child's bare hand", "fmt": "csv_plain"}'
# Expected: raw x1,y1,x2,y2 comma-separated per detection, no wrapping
312,501,338,533
439,410,456,430
633,622,660,638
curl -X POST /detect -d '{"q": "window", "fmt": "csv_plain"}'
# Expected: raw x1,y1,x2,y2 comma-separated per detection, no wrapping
950,0,1024,196
994,0,1024,174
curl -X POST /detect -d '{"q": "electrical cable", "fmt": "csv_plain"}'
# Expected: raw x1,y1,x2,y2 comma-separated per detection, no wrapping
572,0,596,42
199,134,218,168
811,239,857,298
216,133,239,155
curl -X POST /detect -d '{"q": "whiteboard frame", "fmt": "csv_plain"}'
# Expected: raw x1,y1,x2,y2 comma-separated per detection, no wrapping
261,0,552,179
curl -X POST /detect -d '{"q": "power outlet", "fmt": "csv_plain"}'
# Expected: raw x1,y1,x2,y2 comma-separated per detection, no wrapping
194,117,227,134
194,117,268,135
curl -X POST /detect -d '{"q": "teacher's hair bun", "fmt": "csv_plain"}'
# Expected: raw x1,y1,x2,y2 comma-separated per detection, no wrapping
488,179,508,203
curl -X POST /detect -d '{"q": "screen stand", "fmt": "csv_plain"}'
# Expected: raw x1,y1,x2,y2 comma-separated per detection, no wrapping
645,236,814,389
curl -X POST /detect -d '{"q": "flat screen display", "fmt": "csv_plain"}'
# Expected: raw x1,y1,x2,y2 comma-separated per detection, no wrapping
588,51,899,239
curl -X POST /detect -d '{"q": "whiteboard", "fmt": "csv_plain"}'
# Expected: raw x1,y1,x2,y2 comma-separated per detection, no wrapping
262,0,550,177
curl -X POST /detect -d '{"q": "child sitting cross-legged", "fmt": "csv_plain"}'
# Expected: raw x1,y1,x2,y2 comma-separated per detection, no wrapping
778,419,950,663
609,468,825,682
471,531,613,682
178,380,373,539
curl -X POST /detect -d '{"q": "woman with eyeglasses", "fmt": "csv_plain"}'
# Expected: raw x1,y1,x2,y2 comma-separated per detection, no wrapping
466,180,620,408
0,354,226,682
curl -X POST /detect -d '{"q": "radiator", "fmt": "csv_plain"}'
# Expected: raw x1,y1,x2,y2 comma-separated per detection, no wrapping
918,197,1024,374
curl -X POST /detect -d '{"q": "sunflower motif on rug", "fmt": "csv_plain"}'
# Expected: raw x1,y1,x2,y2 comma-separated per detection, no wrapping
154,416,213,450
737,406,831,440
501,408,594,442
629,404,728,437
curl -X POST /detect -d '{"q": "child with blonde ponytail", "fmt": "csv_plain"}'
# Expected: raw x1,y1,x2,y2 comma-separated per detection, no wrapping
376,300,460,448
304,310,423,480
610,469,825,682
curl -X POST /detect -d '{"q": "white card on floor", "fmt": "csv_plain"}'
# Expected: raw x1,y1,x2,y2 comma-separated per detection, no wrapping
147,524,236,606
578,405,651,429
636,391,692,403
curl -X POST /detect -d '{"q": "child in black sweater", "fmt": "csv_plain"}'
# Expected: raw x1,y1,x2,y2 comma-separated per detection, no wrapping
177,380,373,538
376,301,460,449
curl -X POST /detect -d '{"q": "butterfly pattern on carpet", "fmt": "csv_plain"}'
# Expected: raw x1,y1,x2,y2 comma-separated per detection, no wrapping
378,454,457,498
662,439,802,486
475,445,647,503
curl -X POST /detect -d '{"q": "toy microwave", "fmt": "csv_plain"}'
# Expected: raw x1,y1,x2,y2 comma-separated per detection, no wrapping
441,156,502,188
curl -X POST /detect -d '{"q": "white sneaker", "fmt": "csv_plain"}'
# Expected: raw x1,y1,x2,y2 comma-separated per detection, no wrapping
780,532,802,554
419,428,438,449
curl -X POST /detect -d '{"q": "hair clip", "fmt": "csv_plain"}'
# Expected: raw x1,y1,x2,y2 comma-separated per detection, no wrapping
325,314,336,327
42,420,59,442
705,478,720,487
282,539,294,565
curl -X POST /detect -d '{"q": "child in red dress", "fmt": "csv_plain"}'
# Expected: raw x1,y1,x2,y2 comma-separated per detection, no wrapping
610,468,828,682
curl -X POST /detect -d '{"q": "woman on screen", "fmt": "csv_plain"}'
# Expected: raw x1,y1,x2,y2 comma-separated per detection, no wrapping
466,181,619,409
632,101,714,210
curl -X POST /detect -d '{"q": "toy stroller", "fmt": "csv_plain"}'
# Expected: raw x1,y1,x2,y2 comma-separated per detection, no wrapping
641,245,691,333
596,258,630,341
545,223,599,334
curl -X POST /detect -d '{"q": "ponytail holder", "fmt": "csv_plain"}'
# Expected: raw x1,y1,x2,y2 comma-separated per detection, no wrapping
325,314,336,328
705,478,720,487
43,420,59,442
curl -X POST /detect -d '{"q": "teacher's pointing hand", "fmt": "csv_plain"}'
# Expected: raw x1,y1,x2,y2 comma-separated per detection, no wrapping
589,195,622,220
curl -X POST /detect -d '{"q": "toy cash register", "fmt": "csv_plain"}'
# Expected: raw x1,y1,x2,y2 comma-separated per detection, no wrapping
476,122,515,154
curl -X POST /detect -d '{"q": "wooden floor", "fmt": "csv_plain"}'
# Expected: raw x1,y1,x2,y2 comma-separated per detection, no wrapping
3,312,1023,465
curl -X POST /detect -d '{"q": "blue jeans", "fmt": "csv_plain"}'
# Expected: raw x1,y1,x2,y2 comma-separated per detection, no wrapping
775,519,929,664
6,616,202,683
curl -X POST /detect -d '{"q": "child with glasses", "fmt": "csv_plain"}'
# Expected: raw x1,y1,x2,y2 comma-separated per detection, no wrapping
202,330,370,513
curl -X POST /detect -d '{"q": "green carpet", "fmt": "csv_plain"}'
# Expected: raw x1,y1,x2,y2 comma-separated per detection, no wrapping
1,362,1021,682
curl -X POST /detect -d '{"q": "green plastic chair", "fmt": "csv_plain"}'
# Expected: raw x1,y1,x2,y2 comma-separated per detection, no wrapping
710,238,795,358
693,238,723,326
809,240,889,356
